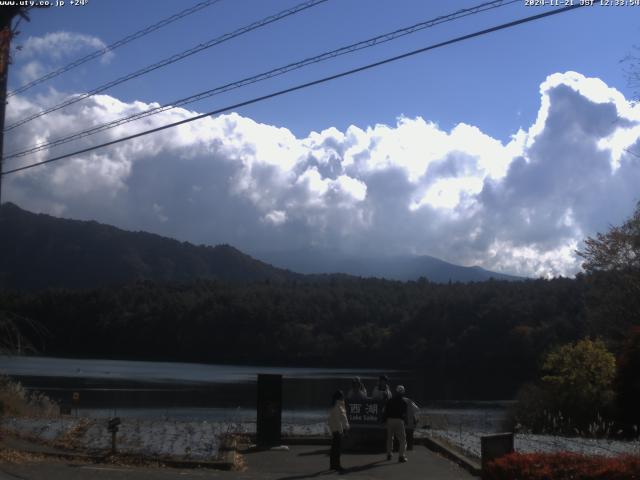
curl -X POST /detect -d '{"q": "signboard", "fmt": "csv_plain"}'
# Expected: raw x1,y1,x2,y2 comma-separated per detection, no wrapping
256,374,282,446
346,400,384,425
107,417,121,432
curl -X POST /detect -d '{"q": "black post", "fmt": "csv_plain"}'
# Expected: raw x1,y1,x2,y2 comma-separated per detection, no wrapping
107,417,120,454
256,374,282,447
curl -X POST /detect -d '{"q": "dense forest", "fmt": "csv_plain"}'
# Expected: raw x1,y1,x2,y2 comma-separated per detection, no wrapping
0,275,596,398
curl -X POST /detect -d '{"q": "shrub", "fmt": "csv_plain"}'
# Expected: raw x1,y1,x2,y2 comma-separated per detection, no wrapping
0,375,57,418
485,452,640,480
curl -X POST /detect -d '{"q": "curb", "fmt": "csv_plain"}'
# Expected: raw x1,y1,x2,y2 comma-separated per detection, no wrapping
417,436,481,477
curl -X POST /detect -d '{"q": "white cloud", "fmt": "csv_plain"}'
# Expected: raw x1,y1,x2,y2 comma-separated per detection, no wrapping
4,72,640,278
263,210,287,226
18,31,113,63
14,31,113,86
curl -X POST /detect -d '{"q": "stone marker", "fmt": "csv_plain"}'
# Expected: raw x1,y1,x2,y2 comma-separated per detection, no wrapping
481,432,514,479
257,374,282,447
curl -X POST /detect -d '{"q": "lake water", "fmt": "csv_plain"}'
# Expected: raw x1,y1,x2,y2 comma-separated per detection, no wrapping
0,356,511,432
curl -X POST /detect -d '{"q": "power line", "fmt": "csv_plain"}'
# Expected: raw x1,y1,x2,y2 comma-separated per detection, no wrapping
7,0,224,98
4,0,329,132
1,4,585,177
3,0,520,162
624,148,640,159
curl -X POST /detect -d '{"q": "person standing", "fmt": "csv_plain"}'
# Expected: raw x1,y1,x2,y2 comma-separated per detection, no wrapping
383,385,408,463
328,390,350,472
346,377,368,402
403,393,420,450
371,375,392,402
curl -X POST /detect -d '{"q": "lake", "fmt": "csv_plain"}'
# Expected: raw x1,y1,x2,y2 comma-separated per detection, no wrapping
0,356,512,431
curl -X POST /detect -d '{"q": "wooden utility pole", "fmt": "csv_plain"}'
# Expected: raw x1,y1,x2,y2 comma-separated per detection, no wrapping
0,6,24,206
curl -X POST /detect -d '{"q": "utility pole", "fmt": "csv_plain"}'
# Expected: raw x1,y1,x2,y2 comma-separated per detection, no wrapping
0,6,25,206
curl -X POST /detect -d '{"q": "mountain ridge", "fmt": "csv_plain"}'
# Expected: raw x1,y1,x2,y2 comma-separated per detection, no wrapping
0,202,300,289
253,248,523,282
0,202,522,289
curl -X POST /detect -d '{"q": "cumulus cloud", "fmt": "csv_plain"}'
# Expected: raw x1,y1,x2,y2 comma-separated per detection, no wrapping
4,71,640,277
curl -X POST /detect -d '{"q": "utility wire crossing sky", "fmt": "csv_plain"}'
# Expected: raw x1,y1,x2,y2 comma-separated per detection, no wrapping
2,3,583,176
3,0,521,161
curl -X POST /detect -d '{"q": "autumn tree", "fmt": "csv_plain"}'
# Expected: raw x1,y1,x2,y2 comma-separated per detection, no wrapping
578,201,640,274
541,338,616,434
577,202,640,347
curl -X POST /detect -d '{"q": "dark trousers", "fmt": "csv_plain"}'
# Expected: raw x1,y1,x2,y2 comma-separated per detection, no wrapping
407,428,414,450
330,431,343,468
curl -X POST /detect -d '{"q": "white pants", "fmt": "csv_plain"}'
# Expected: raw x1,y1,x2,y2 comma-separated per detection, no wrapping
386,418,406,457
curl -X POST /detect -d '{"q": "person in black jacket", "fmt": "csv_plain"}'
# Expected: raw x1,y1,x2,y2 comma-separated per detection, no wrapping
383,385,408,462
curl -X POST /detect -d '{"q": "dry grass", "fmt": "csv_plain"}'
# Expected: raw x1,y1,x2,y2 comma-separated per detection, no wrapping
0,448,46,464
53,418,92,451
0,375,57,418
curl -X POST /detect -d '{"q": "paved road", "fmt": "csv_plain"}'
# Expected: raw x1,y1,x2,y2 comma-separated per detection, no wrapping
0,445,474,479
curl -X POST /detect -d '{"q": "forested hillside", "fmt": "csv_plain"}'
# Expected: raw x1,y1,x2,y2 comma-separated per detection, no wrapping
0,276,588,398
0,203,300,289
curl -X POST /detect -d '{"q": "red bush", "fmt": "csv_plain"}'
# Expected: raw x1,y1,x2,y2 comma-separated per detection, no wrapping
485,452,640,480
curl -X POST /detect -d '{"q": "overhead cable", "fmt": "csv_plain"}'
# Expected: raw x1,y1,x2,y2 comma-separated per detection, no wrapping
4,0,329,131
4,0,519,161
1,4,585,177
7,0,225,97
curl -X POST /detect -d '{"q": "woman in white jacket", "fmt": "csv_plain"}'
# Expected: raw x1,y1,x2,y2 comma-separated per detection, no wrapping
328,390,350,471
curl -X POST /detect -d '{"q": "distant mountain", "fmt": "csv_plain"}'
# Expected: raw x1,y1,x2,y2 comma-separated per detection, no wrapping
253,248,523,283
0,203,521,290
0,203,300,290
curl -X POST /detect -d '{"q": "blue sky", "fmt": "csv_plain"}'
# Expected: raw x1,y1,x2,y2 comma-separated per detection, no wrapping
3,0,640,277
10,0,638,140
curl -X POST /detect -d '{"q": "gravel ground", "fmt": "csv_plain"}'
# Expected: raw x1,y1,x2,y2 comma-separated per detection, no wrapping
1,417,332,460
426,429,640,460
8,416,636,462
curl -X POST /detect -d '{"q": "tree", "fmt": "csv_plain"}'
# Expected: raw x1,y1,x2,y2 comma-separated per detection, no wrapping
0,310,47,355
614,327,640,437
541,338,616,433
577,202,640,346
577,201,640,274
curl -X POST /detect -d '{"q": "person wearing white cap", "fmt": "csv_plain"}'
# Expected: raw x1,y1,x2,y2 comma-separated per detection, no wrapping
382,385,408,462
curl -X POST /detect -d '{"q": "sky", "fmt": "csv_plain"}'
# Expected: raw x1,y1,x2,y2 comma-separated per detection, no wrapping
2,0,640,278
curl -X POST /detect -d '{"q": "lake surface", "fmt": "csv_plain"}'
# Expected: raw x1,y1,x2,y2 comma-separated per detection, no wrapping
0,356,511,431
